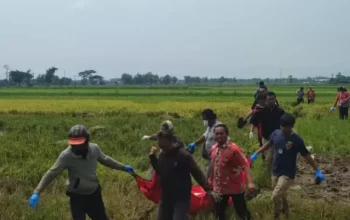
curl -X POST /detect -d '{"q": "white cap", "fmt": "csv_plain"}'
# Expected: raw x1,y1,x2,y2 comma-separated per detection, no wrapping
160,120,173,131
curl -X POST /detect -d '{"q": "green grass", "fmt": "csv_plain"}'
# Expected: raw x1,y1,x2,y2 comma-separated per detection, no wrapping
0,85,348,219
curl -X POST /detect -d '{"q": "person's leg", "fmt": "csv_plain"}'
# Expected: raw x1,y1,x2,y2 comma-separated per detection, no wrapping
173,200,190,220
345,107,349,120
69,194,87,220
307,99,311,104
213,195,230,220
339,107,345,120
231,193,251,220
157,200,173,220
86,187,109,220
271,176,294,219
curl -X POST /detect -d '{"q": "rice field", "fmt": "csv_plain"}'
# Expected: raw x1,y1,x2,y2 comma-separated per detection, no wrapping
0,85,349,220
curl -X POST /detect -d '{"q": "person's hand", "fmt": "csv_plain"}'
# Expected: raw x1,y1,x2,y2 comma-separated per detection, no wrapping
315,169,325,184
208,191,222,203
247,182,256,191
150,146,157,155
329,107,336,112
125,165,134,174
250,152,258,162
29,193,40,208
141,135,150,140
186,142,196,154
249,132,254,140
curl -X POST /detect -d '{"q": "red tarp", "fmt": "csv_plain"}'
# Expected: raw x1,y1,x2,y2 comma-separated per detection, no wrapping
135,156,251,215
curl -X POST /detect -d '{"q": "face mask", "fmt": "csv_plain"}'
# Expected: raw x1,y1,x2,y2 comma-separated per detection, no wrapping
203,120,208,127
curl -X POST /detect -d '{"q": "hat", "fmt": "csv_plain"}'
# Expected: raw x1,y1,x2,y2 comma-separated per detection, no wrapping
160,120,173,131
68,125,89,145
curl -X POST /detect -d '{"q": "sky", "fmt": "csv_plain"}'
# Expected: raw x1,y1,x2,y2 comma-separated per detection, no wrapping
0,0,349,79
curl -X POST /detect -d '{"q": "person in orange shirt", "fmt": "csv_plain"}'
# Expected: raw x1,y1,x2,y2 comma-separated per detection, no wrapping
306,87,316,104
330,87,350,120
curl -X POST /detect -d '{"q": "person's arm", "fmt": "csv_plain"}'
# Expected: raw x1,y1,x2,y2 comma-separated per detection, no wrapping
298,138,318,171
249,124,255,133
251,100,257,110
149,134,157,141
234,149,254,188
244,110,254,121
333,94,339,107
257,141,273,153
97,146,126,171
194,135,205,146
33,152,67,194
187,154,213,192
249,112,259,128
149,147,159,174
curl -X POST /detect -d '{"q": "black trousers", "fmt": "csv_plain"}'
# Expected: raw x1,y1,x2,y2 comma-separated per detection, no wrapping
214,193,251,220
67,186,109,220
297,98,304,105
307,99,314,104
156,199,190,220
339,106,349,120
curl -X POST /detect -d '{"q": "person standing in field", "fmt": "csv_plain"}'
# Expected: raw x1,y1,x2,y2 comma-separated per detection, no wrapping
330,87,350,120
209,124,255,220
186,109,223,177
28,125,134,220
296,87,305,105
249,92,285,177
306,87,316,104
250,114,325,220
149,130,221,220
254,81,267,99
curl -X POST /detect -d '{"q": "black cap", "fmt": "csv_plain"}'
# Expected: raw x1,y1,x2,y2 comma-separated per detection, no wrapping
68,125,89,145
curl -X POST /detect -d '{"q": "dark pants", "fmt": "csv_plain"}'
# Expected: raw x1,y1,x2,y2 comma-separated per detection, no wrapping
339,106,349,120
307,99,314,104
67,186,109,220
297,98,304,105
214,193,251,220
156,199,190,220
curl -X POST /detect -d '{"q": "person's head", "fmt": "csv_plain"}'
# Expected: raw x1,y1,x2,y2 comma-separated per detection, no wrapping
259,81,264,86
309,87,312,90
280,113,295,135
214,124,229,145
160,120,173,132
258,86,267,93
266,91,276,108
202,109,217,127
68,125,90,156
340,87,347,93
156,130,174,153
256,93,267,107
300,87,304,91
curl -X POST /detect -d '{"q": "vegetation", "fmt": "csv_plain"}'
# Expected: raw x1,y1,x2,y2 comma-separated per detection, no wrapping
0,85,349,219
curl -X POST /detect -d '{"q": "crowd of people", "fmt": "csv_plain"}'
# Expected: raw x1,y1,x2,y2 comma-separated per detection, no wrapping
29,81,350,220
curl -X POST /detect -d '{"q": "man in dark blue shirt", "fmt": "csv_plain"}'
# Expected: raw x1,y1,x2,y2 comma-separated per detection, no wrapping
250,113,325,220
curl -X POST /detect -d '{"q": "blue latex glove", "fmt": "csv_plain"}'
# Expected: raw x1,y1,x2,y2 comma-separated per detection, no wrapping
125,165,134,174
315,169,325,182
250,152,258,162
29,193,40,208
186,142,197,154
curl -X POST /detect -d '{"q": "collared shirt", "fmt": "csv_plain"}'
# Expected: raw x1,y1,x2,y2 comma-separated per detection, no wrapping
209,141,248,195
270,130,310,179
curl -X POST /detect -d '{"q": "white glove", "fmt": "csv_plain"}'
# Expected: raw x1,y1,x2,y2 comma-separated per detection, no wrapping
329,107,336,112
141,135,150,140
208,191,222,203
249,132,254,140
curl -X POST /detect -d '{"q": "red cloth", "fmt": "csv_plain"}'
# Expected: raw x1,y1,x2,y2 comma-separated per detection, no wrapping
135,157,251,215
209,142,249,195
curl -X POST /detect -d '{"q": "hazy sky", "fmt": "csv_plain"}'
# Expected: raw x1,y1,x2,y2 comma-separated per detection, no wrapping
1,0,349,79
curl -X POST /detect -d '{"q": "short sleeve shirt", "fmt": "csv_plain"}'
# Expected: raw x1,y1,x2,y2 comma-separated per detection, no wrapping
269,129,309,179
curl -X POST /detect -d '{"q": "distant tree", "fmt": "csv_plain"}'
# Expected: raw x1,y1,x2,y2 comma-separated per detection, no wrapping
161,74,172,85
23,69,34,85
78,70,96,85
171,76,178,84
133,73,144,84
184,76,192,84
9,70,27,86
45,67,58,84
121,73,133,84
89,75,104,85
60,77,73,85
202,77,208,84
35,74,46,85
219,76,226,83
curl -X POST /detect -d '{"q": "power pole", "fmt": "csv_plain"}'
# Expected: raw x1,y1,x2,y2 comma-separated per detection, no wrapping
3,64,9,81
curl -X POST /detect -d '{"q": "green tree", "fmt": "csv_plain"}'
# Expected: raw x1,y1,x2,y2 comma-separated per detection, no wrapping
45,67,58,84
78,70,96,85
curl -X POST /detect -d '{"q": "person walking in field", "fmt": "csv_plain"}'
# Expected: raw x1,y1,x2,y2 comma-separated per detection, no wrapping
186,109,223,177
306,87,316,104
209,124,255,220
254,81,267,99
296,87,305,105
330,87,350,120
149,130,221,220
250,114,325,220
249,92,285,178
28,125,134,220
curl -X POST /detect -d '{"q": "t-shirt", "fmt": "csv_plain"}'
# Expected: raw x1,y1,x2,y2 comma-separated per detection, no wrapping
296,89,304,99
269,130,309,179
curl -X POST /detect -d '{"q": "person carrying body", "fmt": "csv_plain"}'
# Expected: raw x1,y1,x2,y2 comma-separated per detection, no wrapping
249,92,285,178
209,124,255,220
250,114,325,220
28,125,134,220
186,109,223,177
330,87,350,120
149,130,220,220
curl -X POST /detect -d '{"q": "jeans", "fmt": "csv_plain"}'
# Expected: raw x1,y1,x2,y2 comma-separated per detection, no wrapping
156,200,190,220
67,186,109,220
214,193,252,220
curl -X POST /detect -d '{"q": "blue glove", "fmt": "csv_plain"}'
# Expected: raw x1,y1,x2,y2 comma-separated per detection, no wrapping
186,142,197,154
125,165,134,174
250,152,258,162
29,193,40,208
315,169,325,182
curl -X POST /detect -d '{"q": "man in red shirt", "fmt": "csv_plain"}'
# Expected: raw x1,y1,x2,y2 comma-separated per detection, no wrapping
209,124,255,220
306,87,316,104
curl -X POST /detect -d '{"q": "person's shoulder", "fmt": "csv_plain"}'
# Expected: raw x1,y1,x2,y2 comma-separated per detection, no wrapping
272,129,283,137
88,142,100,149
291,133,304,143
